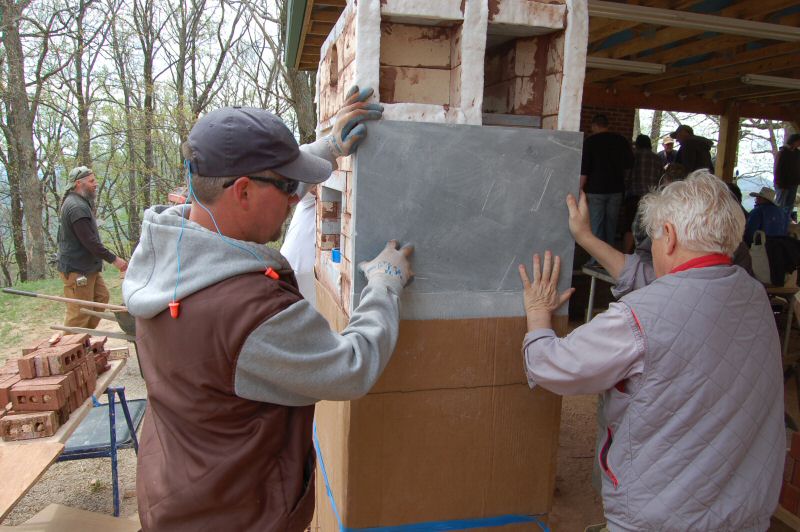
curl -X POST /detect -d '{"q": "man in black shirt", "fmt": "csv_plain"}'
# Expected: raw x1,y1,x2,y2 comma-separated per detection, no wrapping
580,114,634,247
57,166,128,328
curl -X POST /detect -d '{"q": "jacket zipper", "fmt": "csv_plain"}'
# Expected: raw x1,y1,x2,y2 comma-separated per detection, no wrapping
600,427,619,489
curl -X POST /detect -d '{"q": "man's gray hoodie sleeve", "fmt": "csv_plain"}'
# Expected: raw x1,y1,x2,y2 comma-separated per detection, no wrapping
234,279,401,406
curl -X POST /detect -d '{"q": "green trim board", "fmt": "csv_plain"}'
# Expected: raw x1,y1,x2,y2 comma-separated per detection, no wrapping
284,0,309,69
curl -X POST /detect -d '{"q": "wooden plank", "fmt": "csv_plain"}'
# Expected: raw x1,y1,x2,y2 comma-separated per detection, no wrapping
631,43,799,93
0,503,141,531
0,442,64,520
775,505,800,531
312,9,341,24
582,83,797,121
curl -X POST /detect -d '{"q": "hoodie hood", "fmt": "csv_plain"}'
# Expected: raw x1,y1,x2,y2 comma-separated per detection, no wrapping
123,204,291,319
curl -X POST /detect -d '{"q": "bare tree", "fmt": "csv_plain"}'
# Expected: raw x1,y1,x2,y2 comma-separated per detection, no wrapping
0,0,71,279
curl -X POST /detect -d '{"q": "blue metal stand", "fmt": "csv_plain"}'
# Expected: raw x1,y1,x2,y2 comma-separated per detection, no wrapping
58,386,146,516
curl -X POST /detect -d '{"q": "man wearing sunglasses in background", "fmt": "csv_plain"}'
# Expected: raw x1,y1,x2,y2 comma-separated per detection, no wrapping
123,90,414,532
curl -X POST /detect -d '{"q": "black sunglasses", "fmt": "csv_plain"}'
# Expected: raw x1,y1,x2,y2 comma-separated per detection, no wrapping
222,176,299,195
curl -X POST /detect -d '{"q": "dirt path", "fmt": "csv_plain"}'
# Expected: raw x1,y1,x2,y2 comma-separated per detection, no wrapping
550,394,605,531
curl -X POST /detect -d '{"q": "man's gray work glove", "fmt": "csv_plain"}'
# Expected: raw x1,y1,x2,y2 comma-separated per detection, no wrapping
326,85,383,158
359,240,414,294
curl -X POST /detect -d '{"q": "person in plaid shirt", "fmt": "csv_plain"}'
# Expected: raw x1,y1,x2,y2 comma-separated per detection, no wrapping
622,135,664,252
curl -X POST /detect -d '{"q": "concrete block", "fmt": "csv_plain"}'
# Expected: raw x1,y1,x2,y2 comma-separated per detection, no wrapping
380,23,453,69
488,0,566,30
320,201,340,220
482,80,514,114
58,333,91,348
338,14,357,71
512,76,542,115
450,26,463,68
0,411,60,441
0,375,21,407
541,114,558,129
319,233,340,251
341,212,352,238
17,353,38,379
514,37,539,77
380,0,464,21
449,64,462,108
41,344,85,375
379,66,451,106
546,33,565,76
89,336,108,353
10,384,68,412
543,72,563,116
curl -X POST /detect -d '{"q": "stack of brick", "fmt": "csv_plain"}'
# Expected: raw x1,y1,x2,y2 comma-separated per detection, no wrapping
0,333,108,442
780,432,800,514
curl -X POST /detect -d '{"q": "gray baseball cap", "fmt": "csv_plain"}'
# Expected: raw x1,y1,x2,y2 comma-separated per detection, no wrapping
185,107,332,184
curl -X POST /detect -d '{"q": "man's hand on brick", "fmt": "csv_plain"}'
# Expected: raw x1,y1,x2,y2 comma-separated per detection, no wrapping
359,240,414,293
327,85,383,158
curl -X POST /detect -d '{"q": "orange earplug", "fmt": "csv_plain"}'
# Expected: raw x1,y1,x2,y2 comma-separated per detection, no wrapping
169,301,180,319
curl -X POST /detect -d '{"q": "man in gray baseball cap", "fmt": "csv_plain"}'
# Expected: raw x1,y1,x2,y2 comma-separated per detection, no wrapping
123,87,414,532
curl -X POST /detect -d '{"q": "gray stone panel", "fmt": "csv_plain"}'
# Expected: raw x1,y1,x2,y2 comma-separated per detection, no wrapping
352,120,583,320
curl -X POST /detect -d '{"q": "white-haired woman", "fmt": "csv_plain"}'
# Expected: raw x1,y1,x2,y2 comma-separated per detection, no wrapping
519,171,784,532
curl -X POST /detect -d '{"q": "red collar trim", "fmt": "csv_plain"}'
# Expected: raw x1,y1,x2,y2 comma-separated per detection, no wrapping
669,253,732,274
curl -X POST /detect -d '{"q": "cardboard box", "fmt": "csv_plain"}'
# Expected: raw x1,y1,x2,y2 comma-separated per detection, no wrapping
312,280,561,530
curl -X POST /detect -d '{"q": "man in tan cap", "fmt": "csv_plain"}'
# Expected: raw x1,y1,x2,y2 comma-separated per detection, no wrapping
56,166,128,327
744,186,789,245
657,136,676,166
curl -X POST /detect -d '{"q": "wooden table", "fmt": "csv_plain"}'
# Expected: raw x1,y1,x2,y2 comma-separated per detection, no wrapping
0,359,126,520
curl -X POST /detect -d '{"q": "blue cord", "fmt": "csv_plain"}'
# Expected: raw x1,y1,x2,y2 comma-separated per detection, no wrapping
172,162,271,304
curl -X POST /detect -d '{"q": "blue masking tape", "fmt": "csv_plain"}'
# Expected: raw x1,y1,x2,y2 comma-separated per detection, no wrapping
312,423,550,532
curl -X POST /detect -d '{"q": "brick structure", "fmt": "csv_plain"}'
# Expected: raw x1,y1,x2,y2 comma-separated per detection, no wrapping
309,1,588,530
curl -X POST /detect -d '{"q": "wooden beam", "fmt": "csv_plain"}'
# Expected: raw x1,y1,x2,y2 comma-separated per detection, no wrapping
307,21,335,36
311,9,341,24
294,0,316,70
305,35,326,46
588,0,800,41
715,104,740,182
582,84,797,121
593,26,700,60
588,0,698,46
315,0,346,6
592,0,795,61
618,41,799,92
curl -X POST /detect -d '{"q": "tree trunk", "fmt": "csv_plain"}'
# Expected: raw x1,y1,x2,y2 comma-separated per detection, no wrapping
649,110,663,152
2,0,47,279
285,69,317,144
74,0,92,165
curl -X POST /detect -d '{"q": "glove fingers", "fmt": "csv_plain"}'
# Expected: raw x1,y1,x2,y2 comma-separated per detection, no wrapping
345,84,359,101
342,124,367,152
399,244,414,257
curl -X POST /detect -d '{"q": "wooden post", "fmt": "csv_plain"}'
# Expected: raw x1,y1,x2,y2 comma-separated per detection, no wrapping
715,104,740,182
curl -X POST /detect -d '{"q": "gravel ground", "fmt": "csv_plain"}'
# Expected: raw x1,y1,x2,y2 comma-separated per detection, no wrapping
1,334,146,525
